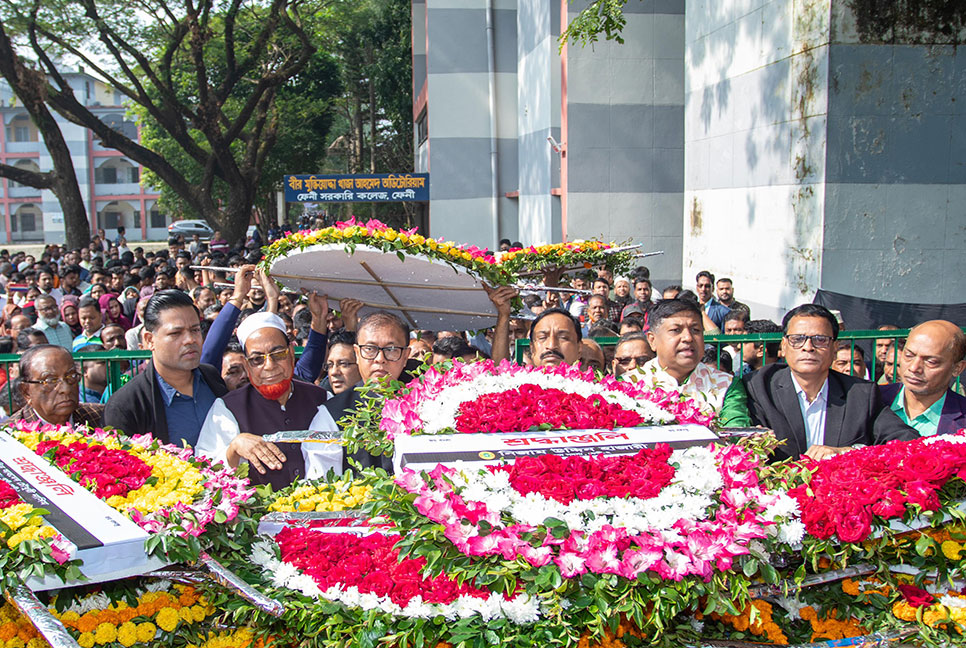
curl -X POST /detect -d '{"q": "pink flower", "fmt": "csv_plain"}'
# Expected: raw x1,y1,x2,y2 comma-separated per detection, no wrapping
555,552,587,578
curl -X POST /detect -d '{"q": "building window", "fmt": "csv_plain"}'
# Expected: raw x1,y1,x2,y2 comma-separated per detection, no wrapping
20,212,36,231
416,110,428,145
95,163,139,184
150,209,166,228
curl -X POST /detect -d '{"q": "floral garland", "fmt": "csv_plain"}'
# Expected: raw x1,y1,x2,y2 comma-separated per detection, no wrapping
261,217,512,287
7,421,256,563
0,477,78,586
497,240,635,277
788,431,966,544
392,442,803,582
250,529,542,623
0,580,215,648
349,360,712,457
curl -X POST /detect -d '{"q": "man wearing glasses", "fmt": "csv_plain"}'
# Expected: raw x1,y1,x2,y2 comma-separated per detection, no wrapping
612,332,654,377
11,345,103,426
719,304,913,461
196,312,340,488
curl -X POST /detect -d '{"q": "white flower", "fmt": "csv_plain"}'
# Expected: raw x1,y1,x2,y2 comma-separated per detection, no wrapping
777,520,805,548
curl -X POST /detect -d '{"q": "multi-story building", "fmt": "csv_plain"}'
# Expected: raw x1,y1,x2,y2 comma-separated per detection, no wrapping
412,0,685,286
0,69,171,245
413,0,966,318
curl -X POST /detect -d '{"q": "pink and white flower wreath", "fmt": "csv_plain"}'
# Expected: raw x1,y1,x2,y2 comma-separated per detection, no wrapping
395,443,803,582
379,360,715,441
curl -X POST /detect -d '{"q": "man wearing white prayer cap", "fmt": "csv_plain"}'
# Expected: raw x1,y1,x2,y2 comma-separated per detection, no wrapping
196,311,342,489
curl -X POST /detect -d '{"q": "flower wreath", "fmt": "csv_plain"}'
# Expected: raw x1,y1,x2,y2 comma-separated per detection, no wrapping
0,578,217,648
788,431,966,545
261,217,513,287
7,421,257,564
0,477,78,587
497,240,636,277
342,360,715,457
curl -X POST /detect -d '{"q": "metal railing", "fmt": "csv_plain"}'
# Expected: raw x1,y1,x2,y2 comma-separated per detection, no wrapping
514,328,962,389
0,347,309,416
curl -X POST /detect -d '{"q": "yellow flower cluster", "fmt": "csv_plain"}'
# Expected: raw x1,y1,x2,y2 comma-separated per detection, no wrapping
189,628,270,648
51,584,212,646
0,603,46,648
0,504,57,549
499,240,607,262
269,478,372,512
893,591,966,632
11,426,206,516
269,227,493,268
105,452,204,513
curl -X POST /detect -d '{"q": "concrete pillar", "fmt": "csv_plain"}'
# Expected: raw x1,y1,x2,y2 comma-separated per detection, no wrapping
684,0,966,319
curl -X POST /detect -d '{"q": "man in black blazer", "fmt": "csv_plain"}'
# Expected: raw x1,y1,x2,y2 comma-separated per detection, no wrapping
105,290,227,445
877,320,966,440
721,304,914,461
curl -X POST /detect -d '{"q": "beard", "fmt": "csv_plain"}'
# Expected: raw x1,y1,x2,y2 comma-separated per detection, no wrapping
39,316,60,328
253,377,292,401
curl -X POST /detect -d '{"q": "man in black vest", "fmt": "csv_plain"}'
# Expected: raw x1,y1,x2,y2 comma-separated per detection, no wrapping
195,312,341,489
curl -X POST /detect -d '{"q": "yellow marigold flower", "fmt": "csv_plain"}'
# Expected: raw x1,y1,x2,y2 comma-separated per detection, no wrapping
942,540,963,560
93,622,116,645
461,252,472,261
156,608,179,633
178,607,194,623
135,623,156,643
117,622,137,648
26,638,46,648
382,230,397,241
77,633,95,648
59,611,80,625
6,637,25,648
190,605,208,622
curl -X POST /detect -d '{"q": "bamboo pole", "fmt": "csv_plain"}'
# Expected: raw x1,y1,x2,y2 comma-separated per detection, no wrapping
359,261,417,328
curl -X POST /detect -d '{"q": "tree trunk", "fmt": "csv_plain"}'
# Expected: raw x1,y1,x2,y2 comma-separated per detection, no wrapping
0,21,90,249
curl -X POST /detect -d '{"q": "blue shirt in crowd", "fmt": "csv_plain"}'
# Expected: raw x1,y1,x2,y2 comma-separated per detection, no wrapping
155,368,217,448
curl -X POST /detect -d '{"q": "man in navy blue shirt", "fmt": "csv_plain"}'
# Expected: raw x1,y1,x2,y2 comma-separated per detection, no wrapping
105,290,227,447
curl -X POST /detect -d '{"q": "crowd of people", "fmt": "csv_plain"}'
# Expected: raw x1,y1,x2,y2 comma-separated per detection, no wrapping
0,227,963,488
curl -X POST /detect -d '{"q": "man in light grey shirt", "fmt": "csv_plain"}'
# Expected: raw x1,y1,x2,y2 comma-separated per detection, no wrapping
33,295,74,349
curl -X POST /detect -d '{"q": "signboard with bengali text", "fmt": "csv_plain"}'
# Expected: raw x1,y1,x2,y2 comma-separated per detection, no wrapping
0,431,166,590
284,173,429,203
392,424,719,473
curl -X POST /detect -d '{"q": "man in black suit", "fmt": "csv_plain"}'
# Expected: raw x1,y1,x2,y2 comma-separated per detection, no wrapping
104,290,227,445
324,310,412,472
720,304,913,461
878,320,966,439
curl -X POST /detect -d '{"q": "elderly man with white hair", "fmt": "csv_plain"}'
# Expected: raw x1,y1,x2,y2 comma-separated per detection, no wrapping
196,311,341,489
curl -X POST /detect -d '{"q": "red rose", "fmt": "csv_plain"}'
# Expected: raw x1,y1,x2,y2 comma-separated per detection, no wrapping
904,480,941,512
835,510,872,543
897,584,936,608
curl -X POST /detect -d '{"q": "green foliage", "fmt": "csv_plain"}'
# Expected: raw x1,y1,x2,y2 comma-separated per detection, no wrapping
560,0,632,49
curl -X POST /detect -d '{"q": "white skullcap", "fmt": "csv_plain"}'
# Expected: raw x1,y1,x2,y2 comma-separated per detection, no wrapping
236,311,288,348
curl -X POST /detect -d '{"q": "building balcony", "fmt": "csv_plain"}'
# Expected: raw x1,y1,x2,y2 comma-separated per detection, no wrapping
8,185,40,198
95,182,142,197
4,141,40,154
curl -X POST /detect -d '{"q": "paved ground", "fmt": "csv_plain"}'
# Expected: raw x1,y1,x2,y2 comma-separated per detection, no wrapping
3,240,170,256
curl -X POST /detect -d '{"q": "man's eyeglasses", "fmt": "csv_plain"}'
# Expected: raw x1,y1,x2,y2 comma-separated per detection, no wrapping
784,334,833,349
246,348,290,367
615,355,650,367
356,344,405,361
22,372,82,387
324,360,357,371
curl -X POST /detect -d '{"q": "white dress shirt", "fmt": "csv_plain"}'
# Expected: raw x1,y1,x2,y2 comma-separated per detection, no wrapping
195,398,343,478
790,373,829,449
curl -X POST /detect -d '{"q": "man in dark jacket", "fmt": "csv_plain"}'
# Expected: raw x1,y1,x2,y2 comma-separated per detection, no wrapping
104,290,227,446
720,304,914,461
878,320,966,440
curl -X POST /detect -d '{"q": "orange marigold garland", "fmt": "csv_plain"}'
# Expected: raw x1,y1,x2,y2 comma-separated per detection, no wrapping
798,606,867,642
